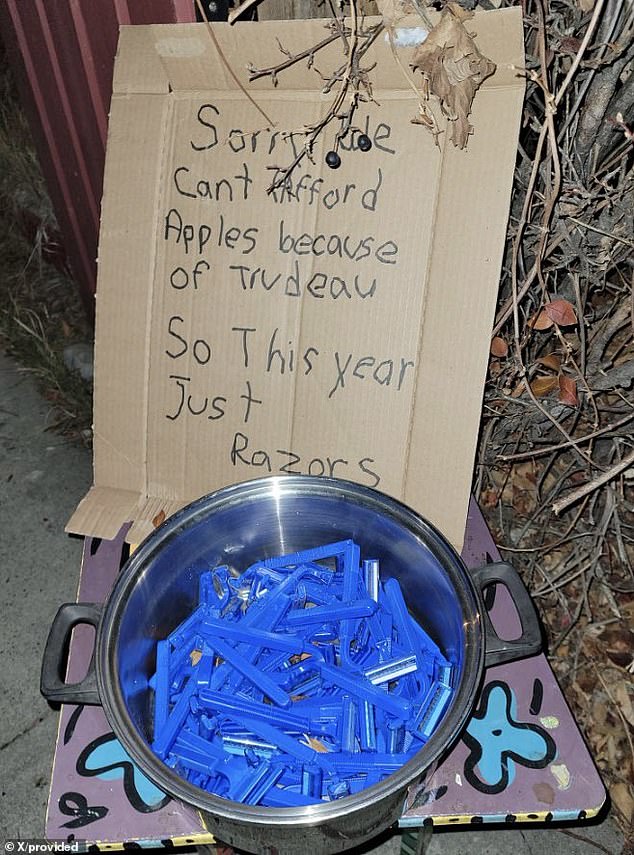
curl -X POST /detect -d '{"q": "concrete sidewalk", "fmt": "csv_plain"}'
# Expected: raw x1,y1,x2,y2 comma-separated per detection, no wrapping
0,349,625,853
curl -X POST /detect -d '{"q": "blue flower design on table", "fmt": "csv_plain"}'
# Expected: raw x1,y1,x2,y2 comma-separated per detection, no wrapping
76,732,171,813
462,680,556,794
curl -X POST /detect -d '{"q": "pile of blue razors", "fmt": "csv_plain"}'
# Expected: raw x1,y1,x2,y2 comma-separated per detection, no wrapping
149,540,454,805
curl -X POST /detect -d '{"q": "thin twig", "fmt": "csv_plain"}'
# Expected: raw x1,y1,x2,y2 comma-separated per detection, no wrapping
553,446,634,514
194,0,275,127
248,32,341,81
499,410,634,462
265,10,383,193
228,0,261,24
558,828,614,855
498,498,590,553
492,233,566,336
568,216,634,249
554,0,607,109
594,667,634,782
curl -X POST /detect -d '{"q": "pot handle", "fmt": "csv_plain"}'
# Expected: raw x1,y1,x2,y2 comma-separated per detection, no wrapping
41,603,102,705
470,561,543,667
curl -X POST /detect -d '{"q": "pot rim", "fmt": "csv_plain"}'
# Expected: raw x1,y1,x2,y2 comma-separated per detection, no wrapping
95,475,485,826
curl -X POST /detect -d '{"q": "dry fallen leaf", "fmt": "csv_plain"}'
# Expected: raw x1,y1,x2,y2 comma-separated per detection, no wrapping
190,648,202,665
528,309,554,331
511,461,537,490
611,782,634,824
599,625,634,669
613,683,634,729
558,375,579,407
152,509,166,528
411,3,496,148
559,36,583,55
606,733,618,767
592,700,608,728
303,735,330,752
511,485,536,516
481,489,499,508
376,0,415,31
537,353,562,371
531,375,559,396
545,298,577,327
489,360,503,379
490,336,508,357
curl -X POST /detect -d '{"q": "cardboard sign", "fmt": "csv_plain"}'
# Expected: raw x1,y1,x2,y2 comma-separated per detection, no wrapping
68,12,524,547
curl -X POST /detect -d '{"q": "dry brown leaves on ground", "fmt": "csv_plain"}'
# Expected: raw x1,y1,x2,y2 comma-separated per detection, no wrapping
411,3,496,147
477,0,633,837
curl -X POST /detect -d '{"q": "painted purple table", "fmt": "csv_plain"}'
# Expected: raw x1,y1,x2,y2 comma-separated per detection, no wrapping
45,500,605,851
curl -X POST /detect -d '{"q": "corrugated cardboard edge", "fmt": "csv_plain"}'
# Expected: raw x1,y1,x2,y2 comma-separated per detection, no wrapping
403,83,525,548
68,10,525,547
67,92,172,540
69,486,140,539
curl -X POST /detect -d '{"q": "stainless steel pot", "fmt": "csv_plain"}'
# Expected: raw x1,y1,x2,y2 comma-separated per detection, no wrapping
42,476,542,854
